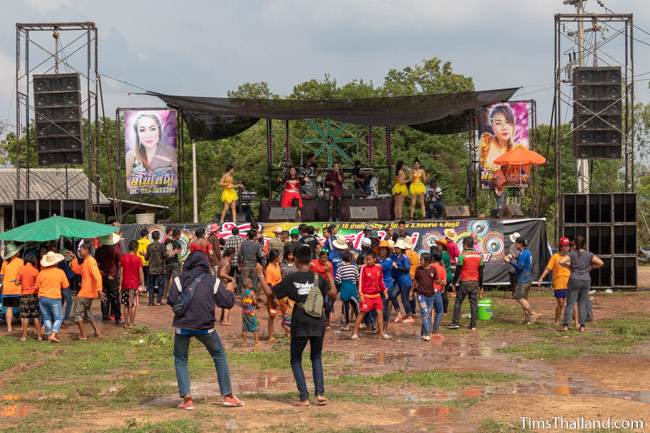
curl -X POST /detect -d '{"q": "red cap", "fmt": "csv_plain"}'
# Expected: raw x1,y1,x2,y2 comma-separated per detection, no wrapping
559,236,570,246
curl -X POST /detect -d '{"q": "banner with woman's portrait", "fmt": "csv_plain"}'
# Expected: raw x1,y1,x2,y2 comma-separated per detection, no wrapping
479,102,530,189
124,109,178,195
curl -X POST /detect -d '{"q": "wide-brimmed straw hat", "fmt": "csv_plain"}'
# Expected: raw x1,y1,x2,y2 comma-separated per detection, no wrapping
3,242,22,260
394,239,407,250
273,226,283,234
379,240,391,249
209,223,221,234
435,237,448,247
100,232,122,246
332,238,348,250
509,232,521,244
403,237,414,250
444,229,457,240
41,251,65,268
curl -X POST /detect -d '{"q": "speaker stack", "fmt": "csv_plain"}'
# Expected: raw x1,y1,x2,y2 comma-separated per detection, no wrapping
561,193,636,289
572,67,622,159
33,73,83,165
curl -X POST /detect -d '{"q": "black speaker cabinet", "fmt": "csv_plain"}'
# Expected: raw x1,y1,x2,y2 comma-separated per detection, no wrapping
33,73,83,166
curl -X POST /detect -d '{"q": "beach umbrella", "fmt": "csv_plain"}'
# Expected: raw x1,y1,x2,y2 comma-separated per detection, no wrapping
0,215,117,242
493,148,546,166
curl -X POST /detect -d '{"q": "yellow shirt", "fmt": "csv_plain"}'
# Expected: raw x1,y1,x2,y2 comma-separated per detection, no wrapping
405,249,420,280
545,253,571,290
1,257,24,296
137,237,151,266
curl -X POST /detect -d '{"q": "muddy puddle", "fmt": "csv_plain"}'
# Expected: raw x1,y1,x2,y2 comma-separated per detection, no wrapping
0,404,33,418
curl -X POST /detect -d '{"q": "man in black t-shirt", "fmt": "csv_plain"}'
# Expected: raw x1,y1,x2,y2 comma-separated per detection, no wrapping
164,228,182,300
272,245,336,406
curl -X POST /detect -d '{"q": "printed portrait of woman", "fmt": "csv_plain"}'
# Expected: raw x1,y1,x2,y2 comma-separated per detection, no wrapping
125,110,178,195
478,102,529,188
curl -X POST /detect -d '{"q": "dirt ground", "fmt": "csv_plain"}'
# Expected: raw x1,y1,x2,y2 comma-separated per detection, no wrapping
2,289,650,433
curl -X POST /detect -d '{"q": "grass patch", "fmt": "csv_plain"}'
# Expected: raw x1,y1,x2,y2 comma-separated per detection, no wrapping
499,316,650,360
479,419,533,433
330,370,523,390
103,419,200,433
263,425,372,433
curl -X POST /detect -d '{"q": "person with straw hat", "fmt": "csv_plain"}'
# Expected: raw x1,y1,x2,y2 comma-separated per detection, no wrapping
35,251,69,342
393,239,414,324
1,242,23,334
95,232,123,324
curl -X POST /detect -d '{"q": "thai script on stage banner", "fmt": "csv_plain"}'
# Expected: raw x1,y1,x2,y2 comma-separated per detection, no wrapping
124,109,178,195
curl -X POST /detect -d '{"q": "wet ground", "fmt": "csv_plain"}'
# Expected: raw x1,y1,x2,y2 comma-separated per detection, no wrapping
2,290,650,432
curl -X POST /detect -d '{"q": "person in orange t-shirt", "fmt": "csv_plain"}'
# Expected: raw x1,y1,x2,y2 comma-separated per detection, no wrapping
262,249,283,341
1,242,24,334
16,252,43,341
36,251,69,343
67,244,103,340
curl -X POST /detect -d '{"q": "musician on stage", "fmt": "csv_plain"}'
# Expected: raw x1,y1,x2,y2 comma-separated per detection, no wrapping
326,161,345,222
219,164,243,225
280,166,304,219
301,153,318,179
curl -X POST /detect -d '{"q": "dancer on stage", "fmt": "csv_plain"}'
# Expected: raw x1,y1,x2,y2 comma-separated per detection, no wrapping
280,166,303,220
325,162,345,221
409,158,427,220
219,165,243,225
391,161,409,220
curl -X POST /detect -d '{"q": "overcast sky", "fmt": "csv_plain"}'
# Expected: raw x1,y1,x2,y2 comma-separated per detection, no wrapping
1,0,650,134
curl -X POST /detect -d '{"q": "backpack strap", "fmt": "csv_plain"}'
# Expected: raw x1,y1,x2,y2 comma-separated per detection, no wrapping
298,272,320,310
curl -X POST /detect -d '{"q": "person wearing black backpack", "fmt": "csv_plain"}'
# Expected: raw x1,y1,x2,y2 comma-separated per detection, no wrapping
270,245,337,406
167,251,243,411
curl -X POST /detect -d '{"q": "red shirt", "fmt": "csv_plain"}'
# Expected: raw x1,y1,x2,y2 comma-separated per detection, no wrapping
120,253,142,289
359,264,385,295
431,263,446,292
310,259,334,281
458,251,483,282
189,238,213,256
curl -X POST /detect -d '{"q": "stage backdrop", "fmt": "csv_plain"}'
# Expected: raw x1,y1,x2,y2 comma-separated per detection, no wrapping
479,102,530,189
124,109,178,195
119,218,549,286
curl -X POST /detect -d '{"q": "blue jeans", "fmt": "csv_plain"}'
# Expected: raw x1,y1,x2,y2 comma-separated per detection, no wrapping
418,294,434,336
395,280,412,316
290,336,325,401
173,331,233,398
148,274,165,304
39,297,63,335
431,292,444,332
61,288,73,321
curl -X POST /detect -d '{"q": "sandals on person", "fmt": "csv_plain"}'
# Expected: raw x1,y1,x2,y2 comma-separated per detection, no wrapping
316,396,328,406
292,400,310,407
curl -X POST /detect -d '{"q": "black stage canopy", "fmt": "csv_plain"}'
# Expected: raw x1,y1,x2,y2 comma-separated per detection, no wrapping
146,87,519,141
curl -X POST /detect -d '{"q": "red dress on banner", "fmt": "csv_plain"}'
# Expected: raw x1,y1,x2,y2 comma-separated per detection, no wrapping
281,178,303,208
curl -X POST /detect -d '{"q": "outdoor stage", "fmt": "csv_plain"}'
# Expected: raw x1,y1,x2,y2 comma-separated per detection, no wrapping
259,198,393,221
120,217,549,286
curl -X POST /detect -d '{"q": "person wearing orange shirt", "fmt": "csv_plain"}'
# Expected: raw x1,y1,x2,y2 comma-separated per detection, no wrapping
66,244,103,340
261,249,283,342
36,251,70,343
1,242,24,334
16,252,42,341
404,238,420,320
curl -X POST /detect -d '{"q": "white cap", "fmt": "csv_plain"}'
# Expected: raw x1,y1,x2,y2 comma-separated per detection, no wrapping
361,238,372,247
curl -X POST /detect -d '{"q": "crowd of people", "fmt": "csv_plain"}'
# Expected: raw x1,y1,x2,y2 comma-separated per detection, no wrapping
0,219,604,407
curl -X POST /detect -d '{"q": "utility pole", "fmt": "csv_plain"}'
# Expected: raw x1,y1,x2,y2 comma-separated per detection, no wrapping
565,0,590,192
192,141,198,223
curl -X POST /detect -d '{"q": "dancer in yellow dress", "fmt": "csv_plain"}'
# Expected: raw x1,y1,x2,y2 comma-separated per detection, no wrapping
409,159,427,220
219,165,243,224
392,161,409,220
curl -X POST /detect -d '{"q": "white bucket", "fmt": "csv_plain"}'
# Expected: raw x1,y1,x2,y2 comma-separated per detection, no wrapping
135,213,155,224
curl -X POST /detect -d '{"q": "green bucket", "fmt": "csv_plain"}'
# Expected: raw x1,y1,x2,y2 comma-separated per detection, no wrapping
477,298,493,321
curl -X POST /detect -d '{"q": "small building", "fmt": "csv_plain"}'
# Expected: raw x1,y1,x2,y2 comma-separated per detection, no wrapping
0,168,168,230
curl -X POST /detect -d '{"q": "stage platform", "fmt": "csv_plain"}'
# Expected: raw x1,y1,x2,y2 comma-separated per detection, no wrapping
259,198,392,221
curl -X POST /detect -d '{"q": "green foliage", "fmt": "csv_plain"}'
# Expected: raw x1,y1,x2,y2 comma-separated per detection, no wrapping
103,419,201,433
329,370,522,389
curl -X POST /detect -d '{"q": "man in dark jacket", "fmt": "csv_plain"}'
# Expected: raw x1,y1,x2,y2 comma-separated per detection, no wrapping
167,252,243,410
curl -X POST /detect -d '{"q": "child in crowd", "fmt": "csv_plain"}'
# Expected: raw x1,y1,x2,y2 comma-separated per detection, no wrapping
536,236,574,326
335,251,359,330
120,240,145,328
410,253,438,341
241,278,260,347
352,252,390,340
16,252,43,341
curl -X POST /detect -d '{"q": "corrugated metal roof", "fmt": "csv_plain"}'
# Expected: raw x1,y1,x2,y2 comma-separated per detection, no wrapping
0,168,109,205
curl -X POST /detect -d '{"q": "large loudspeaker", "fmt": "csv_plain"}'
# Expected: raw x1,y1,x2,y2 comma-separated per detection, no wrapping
572,67,622,159
561,193,637,289
33,73,83,166
444,205,470,218
268,207,297,221
349,206,378,220
496,204,524,219
13,199,87,227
